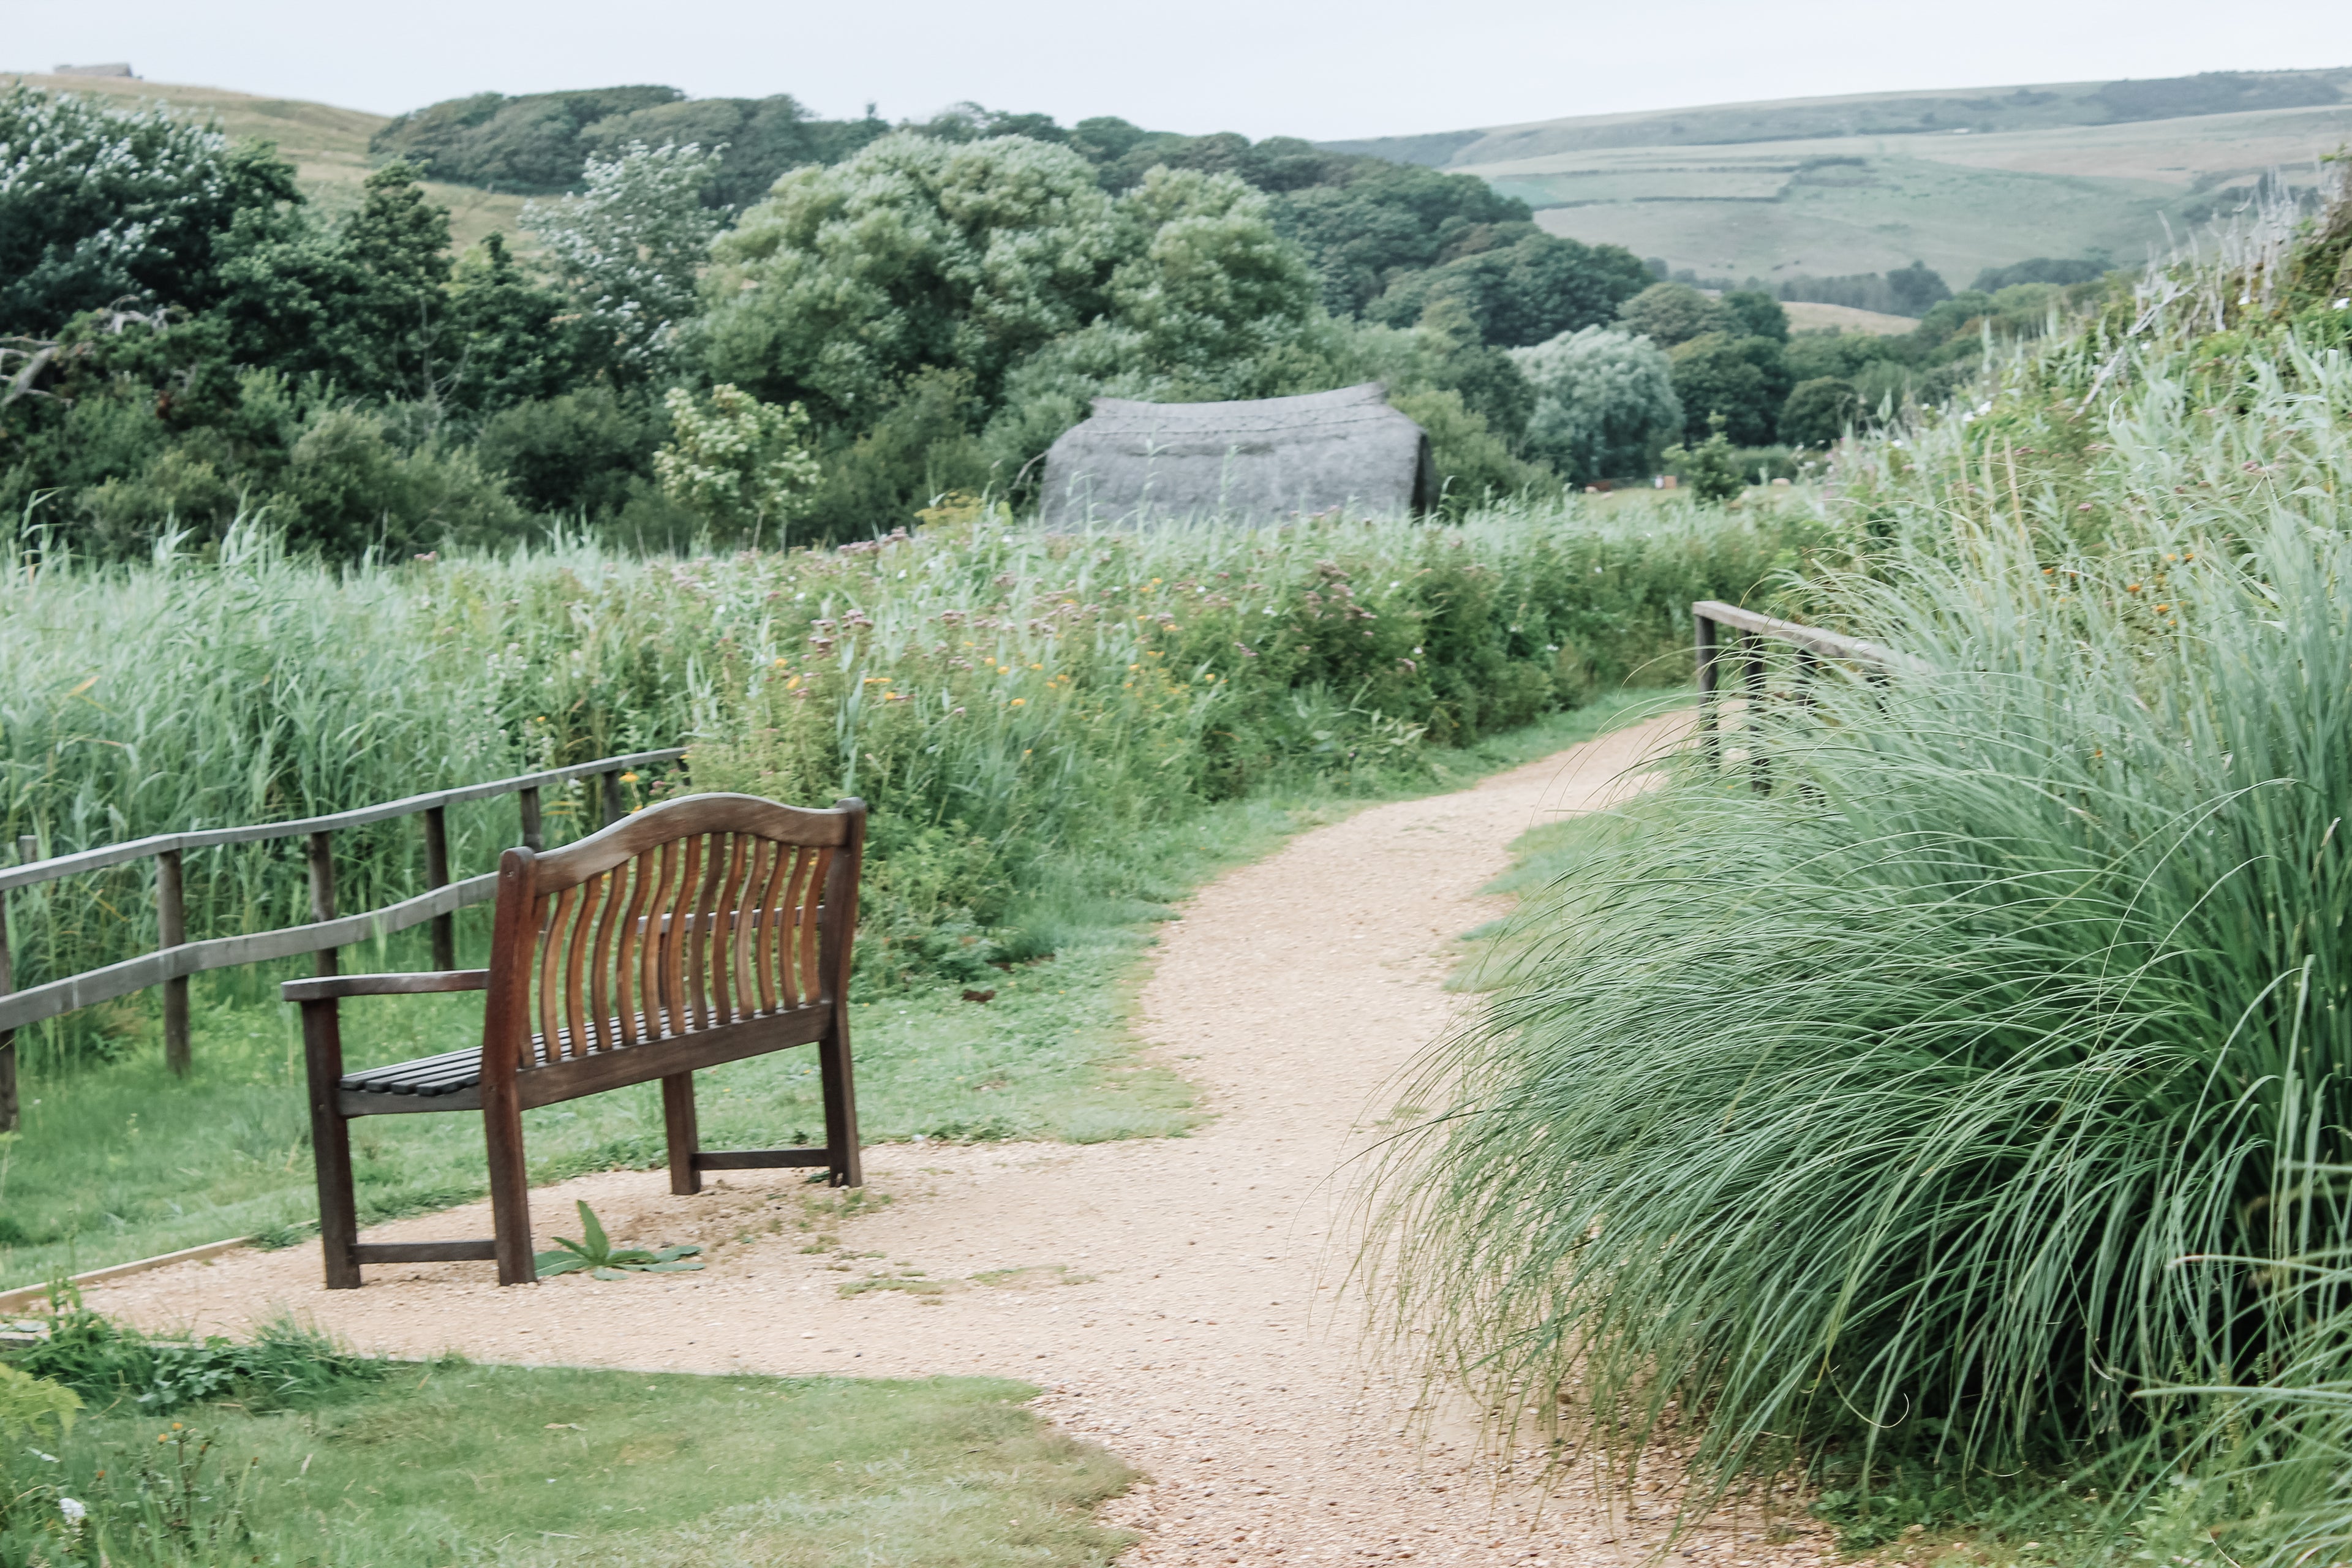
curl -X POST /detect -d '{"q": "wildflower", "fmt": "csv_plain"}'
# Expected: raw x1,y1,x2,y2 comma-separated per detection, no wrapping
2154,603,2169,612
58,1498,85,1526
1009,698,1026,706
2125,583,2141,594
619,771,639,783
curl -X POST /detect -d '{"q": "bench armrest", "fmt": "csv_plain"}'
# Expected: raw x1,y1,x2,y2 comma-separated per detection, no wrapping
282,970,490,1003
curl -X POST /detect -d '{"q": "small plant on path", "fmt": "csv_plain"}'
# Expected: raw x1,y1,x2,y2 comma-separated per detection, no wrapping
533,1201,703,1280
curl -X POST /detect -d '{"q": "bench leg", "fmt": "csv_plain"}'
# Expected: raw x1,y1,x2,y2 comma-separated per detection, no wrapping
483,1080,535,1285
663,1072,701,1196
300,1000,362,1290
818,1011,862,1189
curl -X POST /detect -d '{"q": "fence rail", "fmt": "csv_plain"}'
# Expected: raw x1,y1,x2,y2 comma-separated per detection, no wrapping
1694,600,1904,793
0,747,685,1129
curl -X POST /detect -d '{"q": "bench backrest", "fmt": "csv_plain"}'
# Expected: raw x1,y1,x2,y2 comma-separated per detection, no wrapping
480,793,865,1074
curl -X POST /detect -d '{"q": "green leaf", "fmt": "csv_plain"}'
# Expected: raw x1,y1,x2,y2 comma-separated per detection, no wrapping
601,1248,660,1265
575,1200,611,1260
640,1261,704,1273
533,1252,590,1276
650,1245,702,1261
591,1267,631,1281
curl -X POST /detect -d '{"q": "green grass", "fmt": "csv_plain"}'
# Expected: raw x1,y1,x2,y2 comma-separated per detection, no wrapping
0,691,1666,1291
4,1359,1133,1566
1372,225,2352,1548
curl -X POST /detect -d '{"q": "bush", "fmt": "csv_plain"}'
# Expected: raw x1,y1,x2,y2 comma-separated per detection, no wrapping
1660,424,1743,501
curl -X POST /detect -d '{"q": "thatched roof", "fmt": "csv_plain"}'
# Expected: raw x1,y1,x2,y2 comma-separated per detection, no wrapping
1037,383,1435,527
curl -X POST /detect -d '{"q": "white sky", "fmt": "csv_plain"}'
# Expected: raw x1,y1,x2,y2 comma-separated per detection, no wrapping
10,0,2345,141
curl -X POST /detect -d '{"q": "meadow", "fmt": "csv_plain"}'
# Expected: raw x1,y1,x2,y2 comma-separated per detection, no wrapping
0,496,1789,1287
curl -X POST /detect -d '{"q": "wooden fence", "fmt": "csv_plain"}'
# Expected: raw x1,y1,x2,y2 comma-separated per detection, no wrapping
0,747,685,1130
1693,600,1904,793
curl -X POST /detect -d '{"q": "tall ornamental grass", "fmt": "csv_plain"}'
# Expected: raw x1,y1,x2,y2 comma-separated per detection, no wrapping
1378,331,2352,1495
1,499,1800,1057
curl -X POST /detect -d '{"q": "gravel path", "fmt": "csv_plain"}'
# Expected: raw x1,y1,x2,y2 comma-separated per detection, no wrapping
91,713,1830,1567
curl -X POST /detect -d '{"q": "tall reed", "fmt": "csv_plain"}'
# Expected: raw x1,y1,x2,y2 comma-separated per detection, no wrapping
1,499,1798,1057
1378,331,2352,1493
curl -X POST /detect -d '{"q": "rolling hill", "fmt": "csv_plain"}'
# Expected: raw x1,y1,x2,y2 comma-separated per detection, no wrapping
1322,70,2352,287
1,71,528,251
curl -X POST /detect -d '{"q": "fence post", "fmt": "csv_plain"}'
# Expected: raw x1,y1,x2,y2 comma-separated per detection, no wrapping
0,880,15,1134
1695,611,1719,768
602,770,625,828
157,848,190,1076
307,831,337,979
518,788,543,853
1743,632,1771,796
423,805,454,970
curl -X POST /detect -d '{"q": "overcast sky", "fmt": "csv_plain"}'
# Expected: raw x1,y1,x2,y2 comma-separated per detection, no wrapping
12,0,2346,141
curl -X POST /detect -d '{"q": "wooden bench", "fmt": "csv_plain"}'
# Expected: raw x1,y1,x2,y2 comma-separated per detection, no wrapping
284,792,866,1287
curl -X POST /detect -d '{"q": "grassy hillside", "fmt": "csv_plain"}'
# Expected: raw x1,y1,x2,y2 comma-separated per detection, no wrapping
1326,70,2352,285
1325,68,2352,165
0,71,527,250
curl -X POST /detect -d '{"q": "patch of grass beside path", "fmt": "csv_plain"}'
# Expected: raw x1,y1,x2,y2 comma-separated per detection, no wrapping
0,690,1677,1289
20,1361,1133,1567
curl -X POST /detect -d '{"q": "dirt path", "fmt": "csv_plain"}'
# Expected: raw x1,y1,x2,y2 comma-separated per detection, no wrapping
92,713,1828,1567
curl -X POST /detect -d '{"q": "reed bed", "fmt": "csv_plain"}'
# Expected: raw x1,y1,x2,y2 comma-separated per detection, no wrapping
1,499,1800,1063
1376,317,2352,1549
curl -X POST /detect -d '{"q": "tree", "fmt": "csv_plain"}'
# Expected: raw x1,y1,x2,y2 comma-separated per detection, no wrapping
0,85,299,333
443,232,603,416
1779,376,1860,447
206,162,454,401
1615,282,1735,347
1273,164,1532,314
1885,260,1953,315
1106,166,1319,371
1668,334,1769,445
1366,232,1651,348
654,383,821,546
1667,330,1791,447
1721,290,1789,342
524,141,723,381
698,133,1124,418
1512,326,1683,483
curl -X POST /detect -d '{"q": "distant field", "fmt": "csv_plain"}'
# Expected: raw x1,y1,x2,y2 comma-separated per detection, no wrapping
3,71,529,251
1332,70,2352,285
1782,300,1915,335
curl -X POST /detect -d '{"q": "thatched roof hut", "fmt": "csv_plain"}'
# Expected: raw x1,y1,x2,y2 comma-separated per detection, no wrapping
1037,383,1435,527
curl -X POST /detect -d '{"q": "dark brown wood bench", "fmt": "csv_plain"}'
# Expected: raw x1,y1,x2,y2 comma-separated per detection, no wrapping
284,792,866,1287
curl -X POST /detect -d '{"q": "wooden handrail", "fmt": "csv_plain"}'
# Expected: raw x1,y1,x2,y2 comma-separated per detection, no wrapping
1693,602,1910,796
1691,600,1905,668
0,873,499,1033
0,747,685,892
0,746,685,1123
